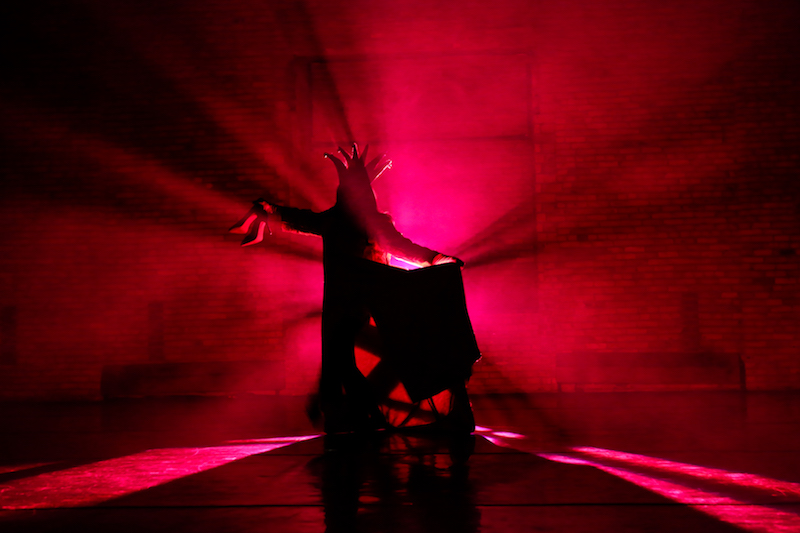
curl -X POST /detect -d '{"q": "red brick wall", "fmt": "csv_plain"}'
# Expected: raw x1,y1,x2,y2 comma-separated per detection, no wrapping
0,0,797,399
531,0,800,391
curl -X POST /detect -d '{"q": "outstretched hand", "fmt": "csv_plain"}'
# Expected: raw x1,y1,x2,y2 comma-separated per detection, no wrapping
229,198,273,246
325,143,391,183
365,152,392,183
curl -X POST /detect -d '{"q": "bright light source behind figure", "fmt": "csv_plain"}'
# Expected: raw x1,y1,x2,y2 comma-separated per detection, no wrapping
232,145,479,434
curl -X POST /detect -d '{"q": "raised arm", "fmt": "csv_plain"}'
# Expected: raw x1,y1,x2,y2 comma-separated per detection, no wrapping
262,202,325,237
325,144,463,267
229,198,325,246
374,214,462,267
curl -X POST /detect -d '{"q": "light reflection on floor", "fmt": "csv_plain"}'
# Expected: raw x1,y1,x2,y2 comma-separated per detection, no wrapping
1,419,798,532
0,435,318,510
573,446,800,498
478,427,800,533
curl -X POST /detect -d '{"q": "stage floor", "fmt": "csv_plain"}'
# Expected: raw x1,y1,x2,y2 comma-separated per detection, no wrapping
2,392,800,532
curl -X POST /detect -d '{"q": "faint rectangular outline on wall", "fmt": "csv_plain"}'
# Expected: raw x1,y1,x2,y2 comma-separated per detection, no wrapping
1,306,16,365
300,51,536,145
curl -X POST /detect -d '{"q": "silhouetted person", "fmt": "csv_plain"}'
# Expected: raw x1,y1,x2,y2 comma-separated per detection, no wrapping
231,144,476,434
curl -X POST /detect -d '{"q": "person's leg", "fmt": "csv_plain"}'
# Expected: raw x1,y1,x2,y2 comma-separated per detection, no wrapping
338,306,387,429
320,296,385,432
445,380,475,433
319,299,350,432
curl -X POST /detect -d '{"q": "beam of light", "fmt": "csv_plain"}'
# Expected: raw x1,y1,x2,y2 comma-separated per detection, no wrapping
0,435,318,510
480,428,800,533
83,2,347,210
573,446,800,499
223,436,318,444
538,452,800,533
2,101,243,219
491,431,525,439
388,255,423,270
537,451,743,504
0,464,55,476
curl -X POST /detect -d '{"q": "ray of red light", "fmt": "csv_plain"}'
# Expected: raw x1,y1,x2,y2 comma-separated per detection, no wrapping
223,436,318,444
2,101,244,219
536,451,741,505
0,464,55,476
491,430,525,439
0,435,318,510
481,429,800,533
573,446,800,499
82,2,336,209
539,452,800,533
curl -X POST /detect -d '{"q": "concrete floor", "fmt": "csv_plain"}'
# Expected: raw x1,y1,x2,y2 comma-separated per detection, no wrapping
1,392,799,532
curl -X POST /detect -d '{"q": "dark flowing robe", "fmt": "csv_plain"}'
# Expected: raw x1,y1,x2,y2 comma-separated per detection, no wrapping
358,259,480,402
275,203,480,409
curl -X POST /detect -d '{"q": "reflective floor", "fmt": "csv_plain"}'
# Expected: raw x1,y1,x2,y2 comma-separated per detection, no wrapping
2,392,800,532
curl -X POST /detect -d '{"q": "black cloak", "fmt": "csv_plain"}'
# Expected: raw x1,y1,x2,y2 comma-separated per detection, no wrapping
358,259,481,402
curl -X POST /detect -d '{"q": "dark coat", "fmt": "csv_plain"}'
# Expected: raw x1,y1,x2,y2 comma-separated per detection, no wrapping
276,203,480,402
358,259,481,402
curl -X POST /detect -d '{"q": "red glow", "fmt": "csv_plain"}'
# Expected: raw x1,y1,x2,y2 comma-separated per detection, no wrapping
388,255,424,270
0,0,796,406
539,453,800,533
354,333,456,429
224,435,318,444
481,428,800,533
573,446,800,498
354,348,382,377
491,430,525,439
387,383,413,404
0,435,318,510
0,464,54,476
537,452,743,504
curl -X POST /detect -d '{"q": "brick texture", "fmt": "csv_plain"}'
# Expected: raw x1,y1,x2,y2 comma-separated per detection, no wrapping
0,0,798,399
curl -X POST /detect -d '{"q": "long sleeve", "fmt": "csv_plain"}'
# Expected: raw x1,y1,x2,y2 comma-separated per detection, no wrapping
373,214,438,266
273,205,325,236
